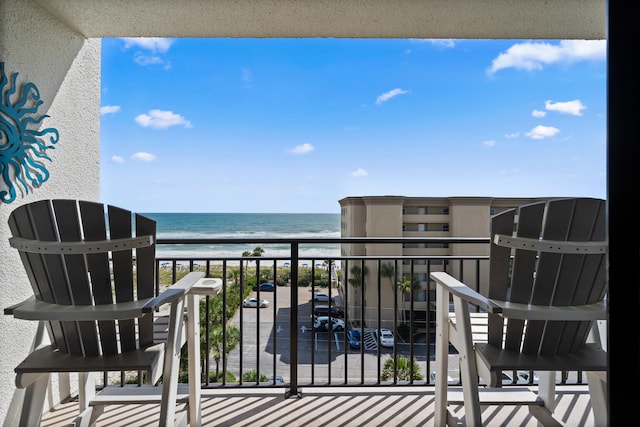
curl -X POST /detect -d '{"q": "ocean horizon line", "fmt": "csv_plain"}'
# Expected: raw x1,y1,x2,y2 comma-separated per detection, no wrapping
142,211,340,215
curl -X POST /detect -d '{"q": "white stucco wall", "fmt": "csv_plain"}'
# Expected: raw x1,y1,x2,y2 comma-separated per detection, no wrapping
0,0,101,422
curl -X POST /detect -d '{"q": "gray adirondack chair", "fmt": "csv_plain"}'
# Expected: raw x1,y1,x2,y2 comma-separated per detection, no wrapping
4,199,204,426
431,197,608,426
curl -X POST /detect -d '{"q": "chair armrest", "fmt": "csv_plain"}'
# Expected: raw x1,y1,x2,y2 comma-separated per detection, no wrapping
4,298,31,315
142,271,205,313
7,295,159,321
6,272,206,320
494,300,606,321
430,271,502,313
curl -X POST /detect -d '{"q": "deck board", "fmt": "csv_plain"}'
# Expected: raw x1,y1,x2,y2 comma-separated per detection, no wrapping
41,385,596,426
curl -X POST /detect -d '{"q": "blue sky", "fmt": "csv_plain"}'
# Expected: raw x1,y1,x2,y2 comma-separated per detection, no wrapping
100,38,606,213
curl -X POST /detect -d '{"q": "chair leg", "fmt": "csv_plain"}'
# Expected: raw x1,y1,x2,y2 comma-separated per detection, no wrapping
452,295,482,427
586,371,607,426
537,371,556,413
73,405,104,427
186,292,202,427
434,284,450,426
78,372,97,412
19,372,49,427
159,297,186,427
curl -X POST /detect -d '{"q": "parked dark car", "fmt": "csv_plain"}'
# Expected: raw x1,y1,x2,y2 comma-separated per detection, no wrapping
347,329,362,349
313,305,344,318
312,292,335,302
253,282,275,292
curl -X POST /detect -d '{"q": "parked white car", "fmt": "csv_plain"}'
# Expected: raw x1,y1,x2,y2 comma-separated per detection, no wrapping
243,297,269,308
377,329,394,347
313,316,345,331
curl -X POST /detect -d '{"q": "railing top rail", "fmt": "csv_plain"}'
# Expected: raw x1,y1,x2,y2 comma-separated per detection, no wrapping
156,237,491,245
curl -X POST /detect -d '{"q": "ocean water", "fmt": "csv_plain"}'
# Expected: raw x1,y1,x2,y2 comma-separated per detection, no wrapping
141,212,341,260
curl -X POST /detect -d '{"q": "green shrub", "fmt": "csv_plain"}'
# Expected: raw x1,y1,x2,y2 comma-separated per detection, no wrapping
242,369,269,383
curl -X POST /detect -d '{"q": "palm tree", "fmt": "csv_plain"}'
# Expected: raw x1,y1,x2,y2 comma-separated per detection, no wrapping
242,246,265,283
228,267,241,286
348,264,368,314
396,275,419,323
209,324,240,381
380,262,396,294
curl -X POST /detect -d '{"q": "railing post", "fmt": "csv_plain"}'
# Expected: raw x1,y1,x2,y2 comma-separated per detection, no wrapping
288,243,300,397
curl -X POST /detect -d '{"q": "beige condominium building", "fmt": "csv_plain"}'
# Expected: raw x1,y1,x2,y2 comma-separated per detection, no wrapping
338,195,552,332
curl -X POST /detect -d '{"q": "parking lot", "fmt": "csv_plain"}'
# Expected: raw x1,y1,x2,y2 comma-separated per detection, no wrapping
222,285,438,385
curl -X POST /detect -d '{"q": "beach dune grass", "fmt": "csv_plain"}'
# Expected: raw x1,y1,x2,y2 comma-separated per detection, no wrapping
158,264,331,289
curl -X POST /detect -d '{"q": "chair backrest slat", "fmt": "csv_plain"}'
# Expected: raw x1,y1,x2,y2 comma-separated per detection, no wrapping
136,214,157,348
504,202,545,352
107,205,137,352
487,208,514,348
488,198,607,357
79,201,119,355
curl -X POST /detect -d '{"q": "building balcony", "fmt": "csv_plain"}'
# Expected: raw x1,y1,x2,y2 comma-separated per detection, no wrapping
9,236,602,425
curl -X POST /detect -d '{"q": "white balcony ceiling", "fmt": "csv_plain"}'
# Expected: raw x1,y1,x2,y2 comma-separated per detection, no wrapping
34,0,605,39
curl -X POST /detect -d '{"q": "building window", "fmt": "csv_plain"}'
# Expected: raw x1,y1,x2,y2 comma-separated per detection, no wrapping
442,208,449,215
418,223,425,232
418,207,425,214
413,290,427,302
490,208,496,215
443,224,449,232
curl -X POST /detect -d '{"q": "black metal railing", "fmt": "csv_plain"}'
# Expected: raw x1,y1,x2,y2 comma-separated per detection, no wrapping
148,237,587,396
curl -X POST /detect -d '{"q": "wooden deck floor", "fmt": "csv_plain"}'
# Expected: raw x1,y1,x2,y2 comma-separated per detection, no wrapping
40,385,596,426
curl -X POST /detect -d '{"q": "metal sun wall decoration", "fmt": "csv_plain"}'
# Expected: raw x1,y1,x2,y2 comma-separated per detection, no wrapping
1,62,59,204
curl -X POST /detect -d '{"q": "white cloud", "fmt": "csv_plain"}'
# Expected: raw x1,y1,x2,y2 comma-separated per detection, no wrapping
505,132,520,139
545,99,586,116
483,140,496,148
532,110,546,118
351,168,368,177
135,110,192,129
375,88,409,105
101,105,121,115
488,40,606,74
121,37,174,53
131,152,157,162
111,155,125,164
411,39,456,48
134,54,164,66
289,143,314,154
525,125,560,140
